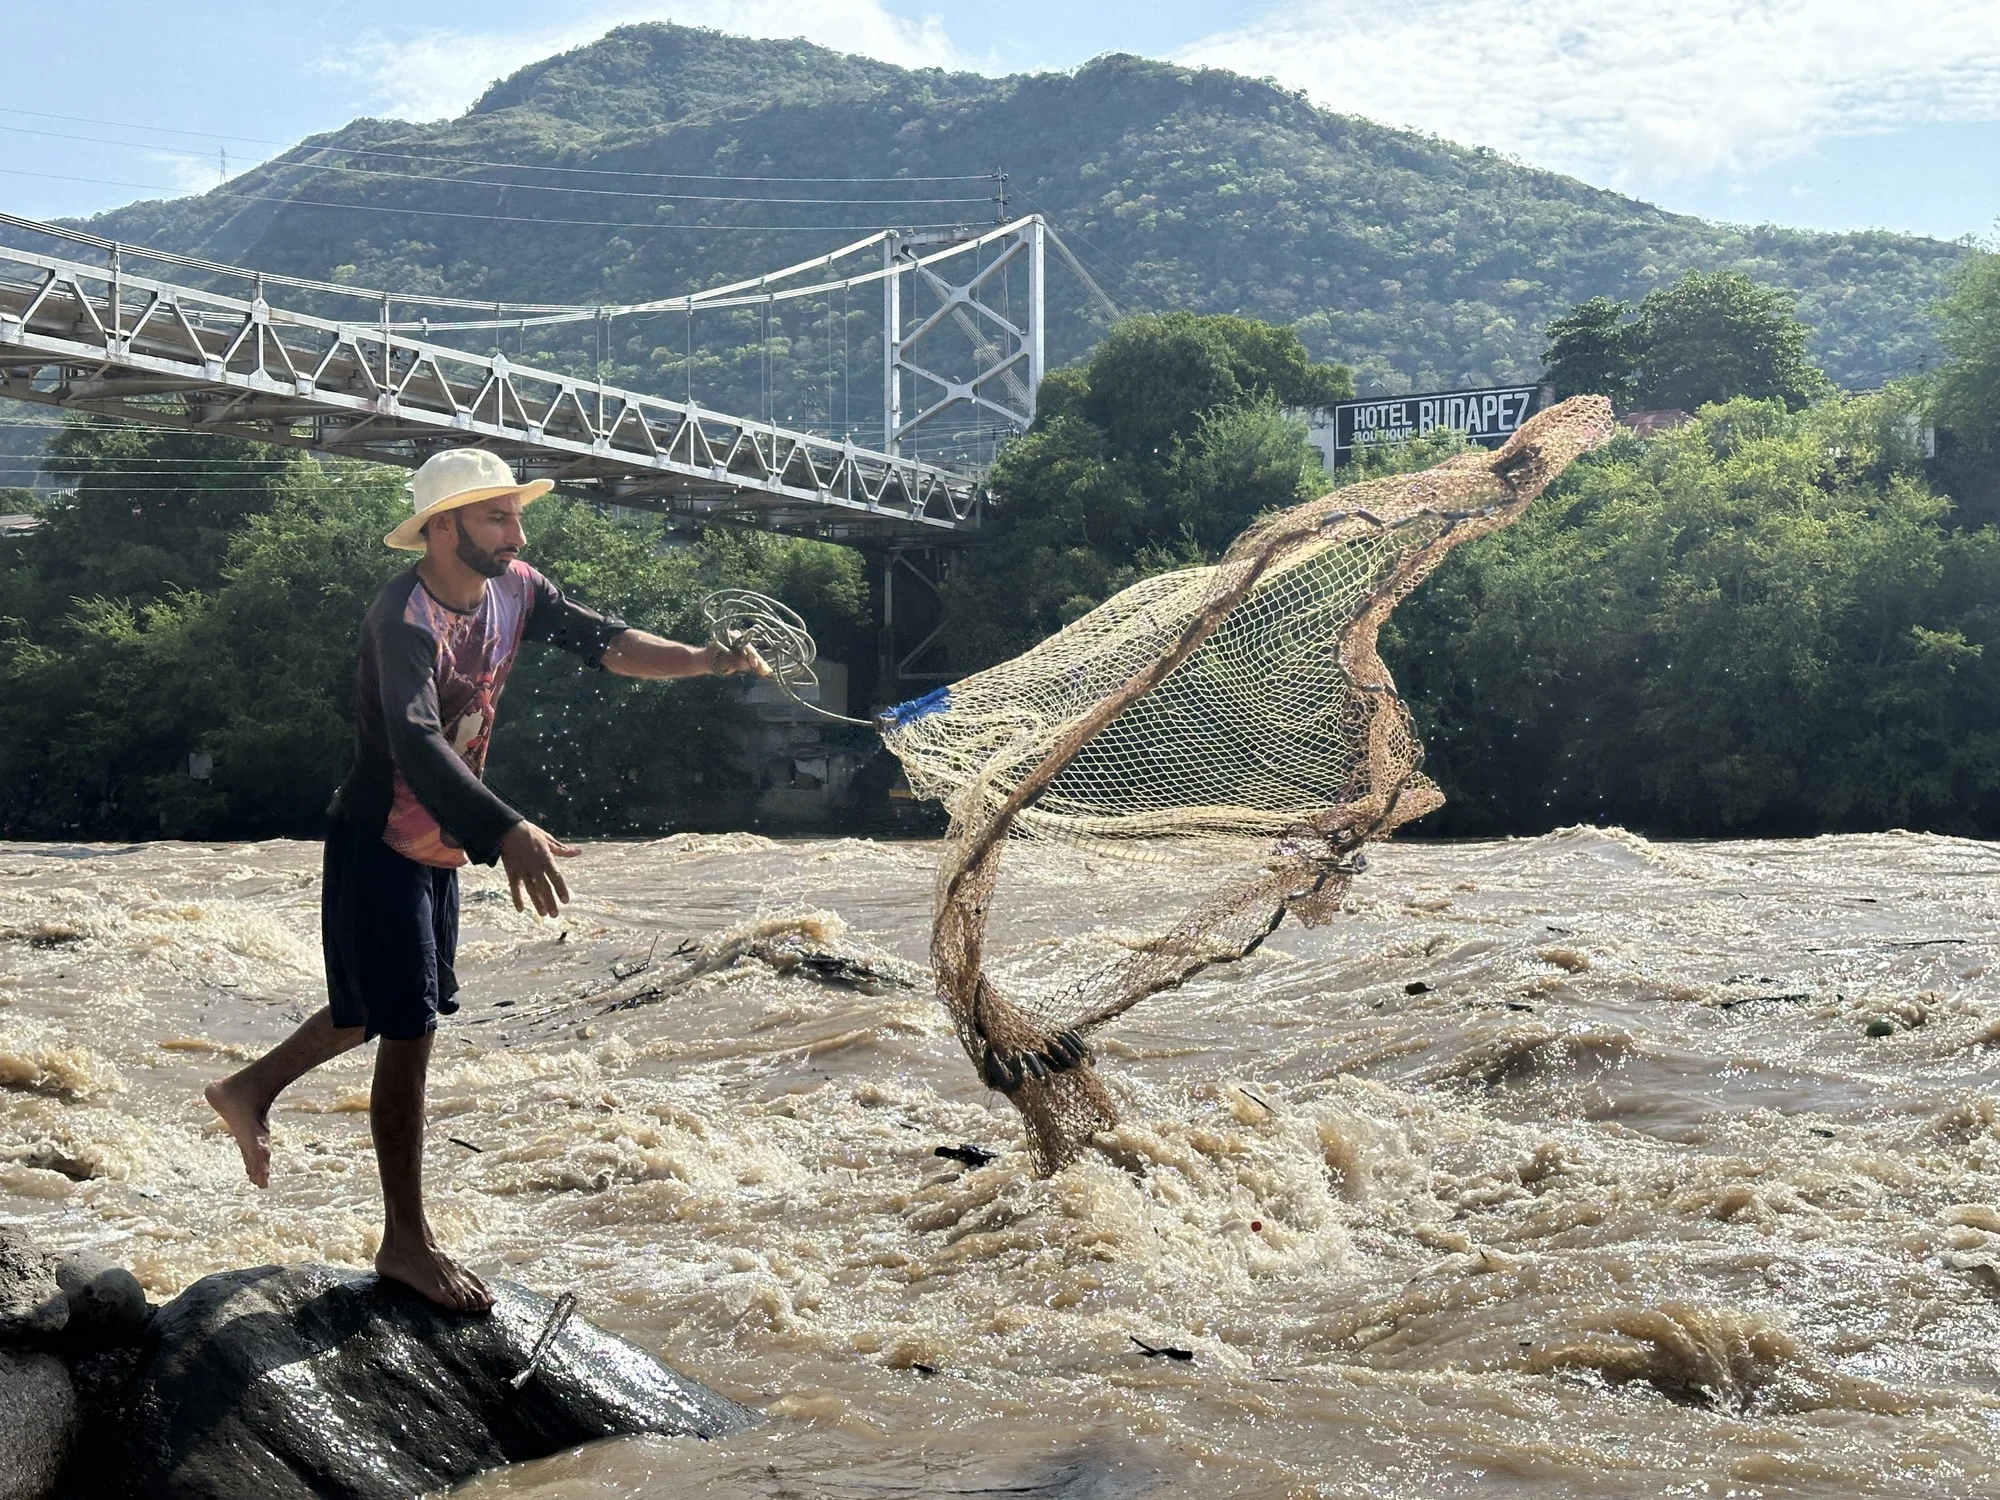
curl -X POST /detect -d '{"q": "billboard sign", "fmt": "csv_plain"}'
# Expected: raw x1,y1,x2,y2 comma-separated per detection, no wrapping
1316,384,1545,465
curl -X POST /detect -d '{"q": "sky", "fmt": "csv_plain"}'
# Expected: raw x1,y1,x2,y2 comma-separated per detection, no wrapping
3,0,1997,243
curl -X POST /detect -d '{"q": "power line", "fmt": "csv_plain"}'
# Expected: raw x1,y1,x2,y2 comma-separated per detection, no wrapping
0,107,283,148
0,418,407,448
0,125,996,206
0,428,314,443
0,169,982,234
0,106,994,183
390,215,1048,330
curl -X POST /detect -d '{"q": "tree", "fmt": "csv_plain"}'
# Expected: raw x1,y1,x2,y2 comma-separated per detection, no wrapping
29,423,302,609
1541,274,1831,414
1931,250,2000,508
1626,271,1831,412
1079,311,1351,466
0,422,877,839
1542,296,1634,407
940,313,1349,667
1385,391,2000,837
1935,251,2000,442
0,450,408,837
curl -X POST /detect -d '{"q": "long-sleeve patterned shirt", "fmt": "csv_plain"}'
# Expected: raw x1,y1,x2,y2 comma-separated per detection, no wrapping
332,563,627,867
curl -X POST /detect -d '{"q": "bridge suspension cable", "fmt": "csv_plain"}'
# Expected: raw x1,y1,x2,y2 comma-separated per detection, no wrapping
0,198,1117,528
0,217,984,543
383,217,1116,332
0,209,1110,326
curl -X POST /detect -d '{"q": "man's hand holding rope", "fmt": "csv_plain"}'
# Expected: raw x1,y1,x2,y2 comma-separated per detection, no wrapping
705,640,772,678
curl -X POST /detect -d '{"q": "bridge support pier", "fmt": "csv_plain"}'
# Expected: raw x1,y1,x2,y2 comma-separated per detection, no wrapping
875,548,953,709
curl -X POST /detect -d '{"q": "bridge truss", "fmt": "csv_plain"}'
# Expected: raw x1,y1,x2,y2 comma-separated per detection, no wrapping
0,216,1002,545
0,208,1117,690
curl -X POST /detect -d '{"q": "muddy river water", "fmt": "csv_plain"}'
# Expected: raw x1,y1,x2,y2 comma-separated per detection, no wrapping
4,827,2000,1497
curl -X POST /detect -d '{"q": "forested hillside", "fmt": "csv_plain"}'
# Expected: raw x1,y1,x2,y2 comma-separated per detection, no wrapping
4,23,1990,842
69,22,1962,419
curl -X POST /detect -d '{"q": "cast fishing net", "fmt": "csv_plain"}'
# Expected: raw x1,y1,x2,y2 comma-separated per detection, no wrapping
879,398,1616,1171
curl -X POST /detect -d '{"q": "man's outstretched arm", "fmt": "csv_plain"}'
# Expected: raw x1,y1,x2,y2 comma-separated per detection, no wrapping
601,629,767,680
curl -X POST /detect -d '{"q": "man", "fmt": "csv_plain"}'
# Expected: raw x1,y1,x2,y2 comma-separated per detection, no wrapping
205,448,765,1312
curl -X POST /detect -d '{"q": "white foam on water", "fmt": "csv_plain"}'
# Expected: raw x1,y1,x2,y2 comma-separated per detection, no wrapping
5,832,2000,1496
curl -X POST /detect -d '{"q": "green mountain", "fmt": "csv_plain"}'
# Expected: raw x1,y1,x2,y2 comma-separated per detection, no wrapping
68,24,1963,424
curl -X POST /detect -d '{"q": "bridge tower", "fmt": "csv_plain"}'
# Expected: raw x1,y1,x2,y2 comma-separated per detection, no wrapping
0,208,1114,710
881,216,1045,462
874,217,1047,704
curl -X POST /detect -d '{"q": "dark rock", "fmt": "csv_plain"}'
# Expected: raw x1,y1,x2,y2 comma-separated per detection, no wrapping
50,1345,143,1499
110,1264,757,1500
1866,1017,1896,1038
0,1229,64,1345
63,1344,143,1426
0,1350,78,1500
52,1253,147,1352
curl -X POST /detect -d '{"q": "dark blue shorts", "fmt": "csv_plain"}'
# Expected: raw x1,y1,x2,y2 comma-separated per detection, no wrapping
321,812,460,1042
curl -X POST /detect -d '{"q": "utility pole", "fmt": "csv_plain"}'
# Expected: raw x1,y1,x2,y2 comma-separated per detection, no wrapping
995,170,1008,225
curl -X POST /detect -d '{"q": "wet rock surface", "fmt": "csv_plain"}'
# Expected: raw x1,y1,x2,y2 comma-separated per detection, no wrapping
0,1350,78,1500
0,1228,64,1344
50,1252,145,1353
107,1264,757,1500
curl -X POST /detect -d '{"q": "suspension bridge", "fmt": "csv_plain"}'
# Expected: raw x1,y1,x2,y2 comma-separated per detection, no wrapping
0,208,1114,548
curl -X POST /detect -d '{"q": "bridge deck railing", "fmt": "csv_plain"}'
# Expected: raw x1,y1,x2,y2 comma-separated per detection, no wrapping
0,235,982,545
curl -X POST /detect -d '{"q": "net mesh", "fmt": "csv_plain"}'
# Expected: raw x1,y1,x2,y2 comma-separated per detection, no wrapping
881,397,1616,1171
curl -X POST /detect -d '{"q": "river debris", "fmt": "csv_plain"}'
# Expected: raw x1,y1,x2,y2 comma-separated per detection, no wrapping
1714,991,1813,1011
933,1143,998,1169
510,1290,579,1391
1129,1336,1194,1362
598,915,919,1013
611,935,669,980
485,912,921,1039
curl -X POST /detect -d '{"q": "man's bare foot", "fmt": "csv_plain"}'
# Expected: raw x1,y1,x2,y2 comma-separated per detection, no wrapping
204,1078,272,1188
376,1237,494,1313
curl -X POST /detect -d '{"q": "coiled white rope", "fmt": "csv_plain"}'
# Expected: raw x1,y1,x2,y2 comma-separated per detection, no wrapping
699,588,875,727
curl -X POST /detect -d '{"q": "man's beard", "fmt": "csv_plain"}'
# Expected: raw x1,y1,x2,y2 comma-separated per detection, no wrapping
455,528,513,579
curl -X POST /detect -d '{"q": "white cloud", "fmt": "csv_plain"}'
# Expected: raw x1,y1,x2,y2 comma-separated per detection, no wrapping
1176,0,2000,189
322,2,963,124
144,148,237,197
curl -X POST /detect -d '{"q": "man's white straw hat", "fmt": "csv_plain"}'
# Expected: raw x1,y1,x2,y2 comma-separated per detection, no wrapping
384,448,553,552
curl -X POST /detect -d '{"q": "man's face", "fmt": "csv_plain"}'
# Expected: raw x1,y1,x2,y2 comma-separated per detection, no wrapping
439,496,527,579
